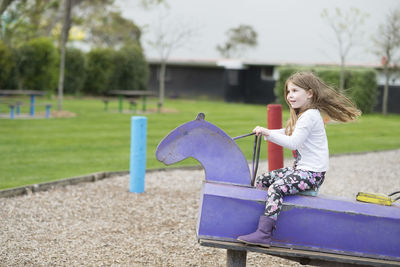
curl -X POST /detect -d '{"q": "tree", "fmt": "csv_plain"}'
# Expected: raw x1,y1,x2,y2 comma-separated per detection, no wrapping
83,10,141,48
0,0,13,16
57,0,72,111
216,24,257,58
137,0,166,9
1,0,154,111
1,0,62,46
0,39,14,88
0,0,15,37
321,7,369,92
372,8,400,115
147,10,197,112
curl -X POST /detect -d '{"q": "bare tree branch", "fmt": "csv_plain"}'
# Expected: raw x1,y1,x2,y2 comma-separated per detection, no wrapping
321,7,369,91
147,9,198,111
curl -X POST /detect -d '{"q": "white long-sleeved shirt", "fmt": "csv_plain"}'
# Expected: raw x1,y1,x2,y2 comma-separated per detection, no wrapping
266,109,329,172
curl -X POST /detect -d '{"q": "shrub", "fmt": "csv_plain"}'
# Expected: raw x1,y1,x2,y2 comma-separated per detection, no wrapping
274,66,378,114
0,41,15,89
64,48,86,95
346,69,377,114
109,43,149,91
16,37,59,92
83,48,114,95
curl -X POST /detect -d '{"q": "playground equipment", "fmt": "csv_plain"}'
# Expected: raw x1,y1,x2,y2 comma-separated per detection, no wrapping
155,113,400,267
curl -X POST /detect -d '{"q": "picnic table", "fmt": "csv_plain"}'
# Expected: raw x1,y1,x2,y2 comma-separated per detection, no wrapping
106,90,156,113
0,90,46,117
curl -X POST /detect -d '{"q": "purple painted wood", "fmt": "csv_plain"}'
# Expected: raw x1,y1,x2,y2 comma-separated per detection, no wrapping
197,182,400,261
155,113,251,185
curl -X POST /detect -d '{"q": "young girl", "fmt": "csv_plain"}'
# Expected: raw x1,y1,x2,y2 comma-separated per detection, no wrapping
237,71,361,248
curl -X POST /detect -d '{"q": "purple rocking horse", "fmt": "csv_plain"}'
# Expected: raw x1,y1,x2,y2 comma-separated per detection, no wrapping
156,113,400,265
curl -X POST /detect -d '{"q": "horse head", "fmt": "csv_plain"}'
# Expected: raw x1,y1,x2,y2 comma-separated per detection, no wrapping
155,113,251,185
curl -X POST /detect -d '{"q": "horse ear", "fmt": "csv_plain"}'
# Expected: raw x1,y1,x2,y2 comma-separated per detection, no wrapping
196,113,205,120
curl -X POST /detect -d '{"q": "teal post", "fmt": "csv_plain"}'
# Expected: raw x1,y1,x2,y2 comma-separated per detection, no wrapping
130,116,147,193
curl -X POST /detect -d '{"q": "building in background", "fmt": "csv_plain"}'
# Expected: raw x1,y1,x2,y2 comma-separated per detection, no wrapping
147,58,400,113
147,58,277,105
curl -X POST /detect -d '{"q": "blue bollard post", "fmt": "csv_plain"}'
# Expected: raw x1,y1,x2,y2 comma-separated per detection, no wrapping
30,95,35,116
9,105,14,119
45,104,51,119
130,116,147,193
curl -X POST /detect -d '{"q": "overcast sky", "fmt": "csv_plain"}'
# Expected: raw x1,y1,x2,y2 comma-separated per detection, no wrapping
115,0,400,66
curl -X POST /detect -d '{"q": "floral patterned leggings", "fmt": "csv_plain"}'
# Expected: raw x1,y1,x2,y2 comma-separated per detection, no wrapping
255,167,325,220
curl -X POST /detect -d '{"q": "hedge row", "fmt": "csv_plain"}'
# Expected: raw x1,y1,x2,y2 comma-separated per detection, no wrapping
0,38,149,95
274,66,378,114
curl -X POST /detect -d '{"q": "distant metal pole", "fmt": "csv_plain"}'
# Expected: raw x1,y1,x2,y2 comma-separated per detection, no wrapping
130,116,147,193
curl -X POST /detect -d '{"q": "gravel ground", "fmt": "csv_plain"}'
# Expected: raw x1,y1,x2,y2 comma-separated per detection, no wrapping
1,149,400,267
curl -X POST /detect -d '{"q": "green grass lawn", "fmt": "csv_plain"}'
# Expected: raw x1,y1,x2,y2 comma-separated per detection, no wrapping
1,96,400,190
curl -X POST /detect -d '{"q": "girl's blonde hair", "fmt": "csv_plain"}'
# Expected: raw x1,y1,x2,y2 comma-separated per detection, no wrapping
284,71,361,135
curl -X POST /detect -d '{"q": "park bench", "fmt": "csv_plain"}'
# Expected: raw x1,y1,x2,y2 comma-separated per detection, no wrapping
155,113,400,267
0,90,51,118
7,102,52,119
